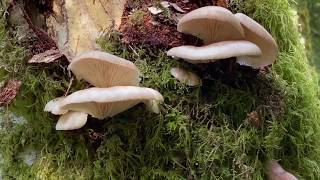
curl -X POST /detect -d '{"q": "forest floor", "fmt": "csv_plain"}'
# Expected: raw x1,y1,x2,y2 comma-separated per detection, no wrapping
0,0,320,179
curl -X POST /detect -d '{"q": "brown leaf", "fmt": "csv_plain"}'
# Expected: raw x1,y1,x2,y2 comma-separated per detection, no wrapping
215,0,228,8
28,49,65,63
170,2,186,13
246,111,262,128
0,79,22,106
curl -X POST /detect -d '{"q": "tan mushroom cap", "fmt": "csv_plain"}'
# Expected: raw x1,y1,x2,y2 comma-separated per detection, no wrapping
59,86,164,119
68,51,140,87
44,97,68,115
235,13,278,68
167,40,262,64
170,67,202,86
178,6,245,44
266,160,298,180
56,111,88,130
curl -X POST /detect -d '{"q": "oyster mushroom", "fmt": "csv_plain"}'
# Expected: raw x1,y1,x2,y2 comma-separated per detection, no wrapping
45,97,88,130
58,86,164,119
44,97,68,115
168,6,262,66
167,40,262,64
266,160,298,180
177,6,245,44
55,111,88,130
234,13,278,68
68,51,140,87
168,7,278,69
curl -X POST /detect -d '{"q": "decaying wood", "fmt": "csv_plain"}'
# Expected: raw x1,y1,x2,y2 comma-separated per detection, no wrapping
8,2,58,55
46,0,127,59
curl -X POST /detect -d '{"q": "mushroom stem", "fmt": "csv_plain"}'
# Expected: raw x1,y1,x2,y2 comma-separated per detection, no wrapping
170,67,202,86
56,111,88,130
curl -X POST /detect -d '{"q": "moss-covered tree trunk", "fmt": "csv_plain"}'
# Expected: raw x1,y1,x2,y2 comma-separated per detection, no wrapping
0,0,319,179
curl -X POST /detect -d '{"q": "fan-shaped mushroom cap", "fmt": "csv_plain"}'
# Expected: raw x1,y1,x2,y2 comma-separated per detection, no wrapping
56,111,88,130
59,86,164,119
170,67,202,86
68,51,140,87
178,6,245,44
234,13,278,68
167,40,261,64
44,97,68,115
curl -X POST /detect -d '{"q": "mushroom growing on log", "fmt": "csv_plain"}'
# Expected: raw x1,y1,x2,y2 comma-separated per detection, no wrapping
167,6,278,69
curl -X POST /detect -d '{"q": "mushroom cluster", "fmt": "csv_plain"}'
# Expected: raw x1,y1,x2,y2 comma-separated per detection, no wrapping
45,51,163,130
167,6,278,69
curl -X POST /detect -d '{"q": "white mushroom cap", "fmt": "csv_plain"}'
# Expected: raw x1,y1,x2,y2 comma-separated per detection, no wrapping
266,160,298,180
178,6,245,44
55,111,88,130
235,13,278,68
167,40,261,64
59,86,164,119
170,67,202,86
44,97,68,115
68,51,141,87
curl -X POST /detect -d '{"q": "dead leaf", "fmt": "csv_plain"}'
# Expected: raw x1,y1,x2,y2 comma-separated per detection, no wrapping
170,3,186,13
246,111,262,128
148,1,171,15
0,79,22,106
160,1,170,8
148,7,163,15
215,0,229,7
28,49,65,63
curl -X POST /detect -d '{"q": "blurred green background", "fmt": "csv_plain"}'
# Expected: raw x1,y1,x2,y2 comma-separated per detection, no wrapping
296,0,320,72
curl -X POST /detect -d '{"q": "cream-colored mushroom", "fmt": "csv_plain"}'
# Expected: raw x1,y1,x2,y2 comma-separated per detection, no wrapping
45,98,88,130
266,160,298,180
44,97,68,115
58,86,164,119
170,67,202,86
68,51,141,87
235,13,278,68
167,40,261,64
178,6,245,44
55,111,88,130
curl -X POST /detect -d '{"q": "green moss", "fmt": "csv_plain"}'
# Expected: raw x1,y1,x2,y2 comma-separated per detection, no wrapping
295,0,320,73
1,0,320,179
129,10,146,26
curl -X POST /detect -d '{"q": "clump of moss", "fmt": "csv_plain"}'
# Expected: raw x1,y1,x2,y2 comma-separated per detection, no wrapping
295,0,320,73
0,0,320,179
129,10,146,26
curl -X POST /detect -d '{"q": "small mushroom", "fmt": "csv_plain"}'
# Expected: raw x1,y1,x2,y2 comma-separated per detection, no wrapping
167,40,261,64
68,51,140,87
177,6,245,44
266,160,298,180
234,13,278,68
170,67,202,86
58,86,164,119
55,111,88,130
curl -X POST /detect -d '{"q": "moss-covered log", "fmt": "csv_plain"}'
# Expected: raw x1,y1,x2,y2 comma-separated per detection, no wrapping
0,0,319,179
